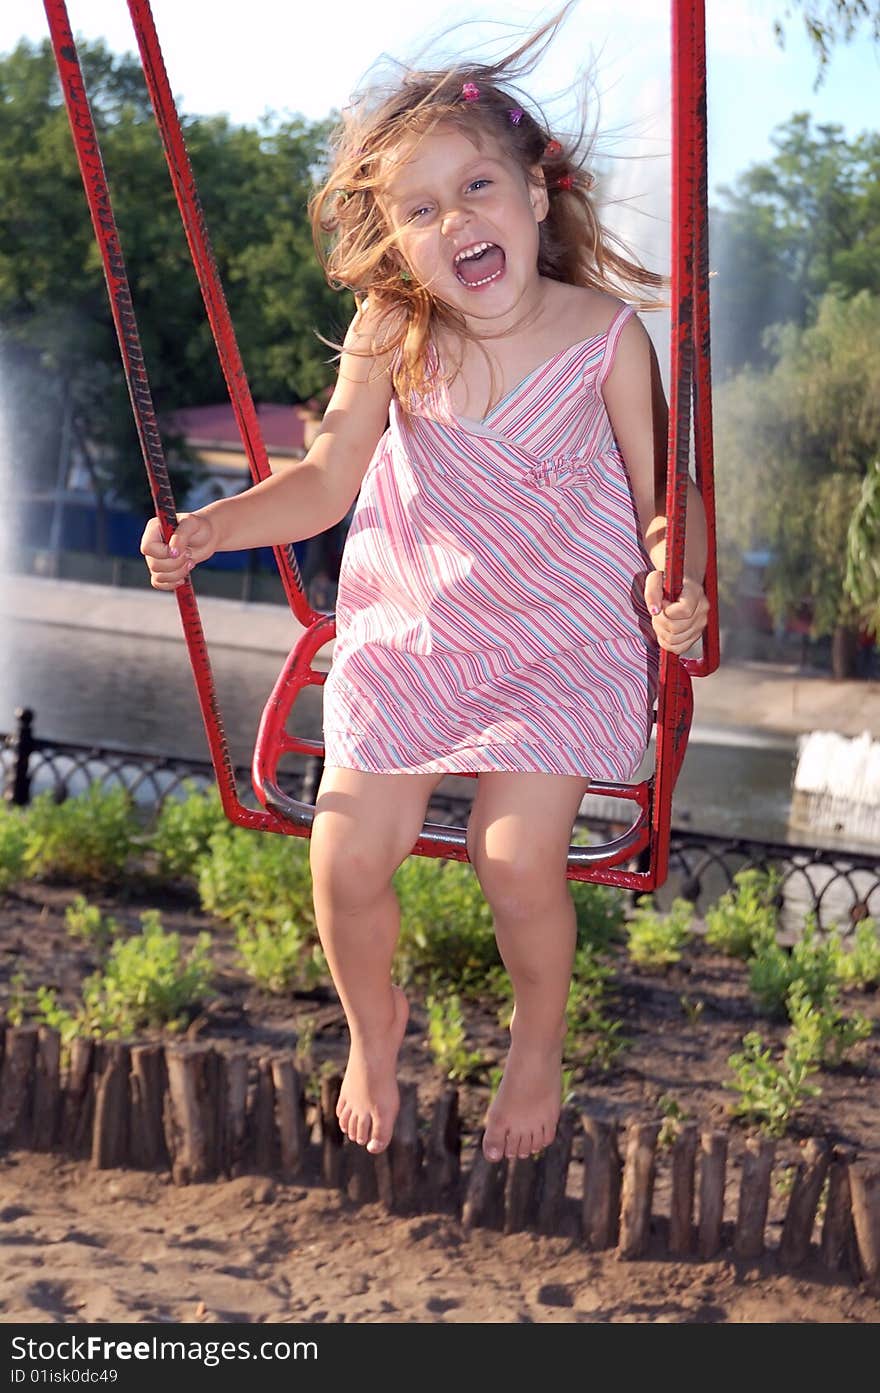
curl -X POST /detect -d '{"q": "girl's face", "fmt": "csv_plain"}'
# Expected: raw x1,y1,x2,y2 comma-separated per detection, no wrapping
381,125,549,330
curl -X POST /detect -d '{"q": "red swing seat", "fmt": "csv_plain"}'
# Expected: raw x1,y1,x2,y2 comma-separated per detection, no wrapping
46,0,718,891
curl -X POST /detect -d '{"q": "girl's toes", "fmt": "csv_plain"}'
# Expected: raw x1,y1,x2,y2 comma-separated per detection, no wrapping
337,1102,352,1134
365,1111,393,1154
354,1113,371,1147
482,1124,506,1164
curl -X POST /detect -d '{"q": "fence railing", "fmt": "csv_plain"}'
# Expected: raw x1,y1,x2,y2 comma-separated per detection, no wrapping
3,708,878,932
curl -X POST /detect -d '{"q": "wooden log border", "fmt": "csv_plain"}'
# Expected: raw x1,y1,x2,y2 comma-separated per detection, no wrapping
2,1025,879,1289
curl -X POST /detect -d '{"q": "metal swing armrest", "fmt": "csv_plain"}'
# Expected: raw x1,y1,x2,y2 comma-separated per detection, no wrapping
251,617,691,887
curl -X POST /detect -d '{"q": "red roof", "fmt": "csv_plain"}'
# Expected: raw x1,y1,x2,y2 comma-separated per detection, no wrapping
166,403,311,453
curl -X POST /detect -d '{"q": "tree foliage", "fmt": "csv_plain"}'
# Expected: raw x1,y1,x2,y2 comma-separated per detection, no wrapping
846,460,880,640
714,290,880,641
0,39,347,511
710,115,880,379
774,1,880,82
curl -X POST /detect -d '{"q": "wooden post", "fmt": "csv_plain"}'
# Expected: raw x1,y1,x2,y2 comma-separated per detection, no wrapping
618,1121,660,1259
849,1161,880,1290
462,1142,506,1231
390,1081,422,1214
129,1044,169,1170
779,1137,830,1268
425,1087,460,1212
668,1124,698,1256
504,1156,539,1235
92,1041,130,1170
224,1051,250,1177
163,1044,222,1184
271,1056,306,1181
0,1025,38,1149
733,1135,776,1260
698,1130,728,1260
61,1037,95,1158
33,1027,62,1151
820,1147,857,1275
345,1140,379,1205
535,1107,575,1236
252,1056,278,1175
582,1115,621,1250
319,1074,344,1189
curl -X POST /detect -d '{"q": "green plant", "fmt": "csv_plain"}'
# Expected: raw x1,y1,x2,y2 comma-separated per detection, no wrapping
72,910,213,1038
564,944,628,1073
626,896,693,970
657,1093,690,1148
0,805,28,892
23,786,139,883
749,916,841,1019
749,939,797,1018
704,868,780,958
835,919,880,988
786,980,873,1068
31,987,80,1049
235,918,327,994
425,991,483,1082
294,1017,317,1074
726,1030,821,1137
569,870,626,952
6,969,28,1026
393,857,499,994
199,823,315,933
64,895,118,954
679,993,705,1025
150,784,228,880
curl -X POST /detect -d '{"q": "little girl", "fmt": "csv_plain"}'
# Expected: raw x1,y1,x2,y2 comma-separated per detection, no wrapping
141,14,709,1164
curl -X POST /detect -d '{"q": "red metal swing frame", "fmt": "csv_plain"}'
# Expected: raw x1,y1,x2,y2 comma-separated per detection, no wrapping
44,0,719,889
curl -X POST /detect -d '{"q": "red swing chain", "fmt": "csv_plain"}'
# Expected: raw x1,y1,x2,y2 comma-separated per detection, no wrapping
42,0,286,834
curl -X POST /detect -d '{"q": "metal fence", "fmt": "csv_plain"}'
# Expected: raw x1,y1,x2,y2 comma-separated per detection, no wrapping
3,707,878,933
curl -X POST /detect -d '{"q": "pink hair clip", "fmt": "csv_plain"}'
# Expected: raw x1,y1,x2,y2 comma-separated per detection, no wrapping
543,138,563,159
461,81,480,102
508,107,523,125
554,173,574,191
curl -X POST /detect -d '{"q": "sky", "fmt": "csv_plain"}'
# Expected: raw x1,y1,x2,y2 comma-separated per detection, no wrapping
2,0,878,199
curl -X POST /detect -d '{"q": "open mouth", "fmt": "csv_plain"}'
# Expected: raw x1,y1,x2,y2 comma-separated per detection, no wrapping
453,241,506,288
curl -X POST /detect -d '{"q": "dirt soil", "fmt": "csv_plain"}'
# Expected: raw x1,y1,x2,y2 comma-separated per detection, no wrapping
2,878,880,1326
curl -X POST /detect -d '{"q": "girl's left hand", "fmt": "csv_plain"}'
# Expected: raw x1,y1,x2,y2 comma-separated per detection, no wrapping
644,571,709,655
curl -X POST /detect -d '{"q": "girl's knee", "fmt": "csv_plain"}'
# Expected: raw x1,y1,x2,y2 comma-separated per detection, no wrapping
309,826,396,911
472,844,566,921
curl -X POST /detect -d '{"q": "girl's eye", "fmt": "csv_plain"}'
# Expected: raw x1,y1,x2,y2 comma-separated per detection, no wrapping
407,206,432,222
467,179,491,192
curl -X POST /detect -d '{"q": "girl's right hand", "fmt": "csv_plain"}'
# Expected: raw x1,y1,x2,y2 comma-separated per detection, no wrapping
139,511,218,590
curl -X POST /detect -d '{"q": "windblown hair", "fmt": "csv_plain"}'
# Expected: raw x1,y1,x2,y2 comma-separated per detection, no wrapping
309,7,664,406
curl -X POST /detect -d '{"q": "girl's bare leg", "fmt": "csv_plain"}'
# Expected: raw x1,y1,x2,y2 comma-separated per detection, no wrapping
309,766,443,1153
467,771,589,1162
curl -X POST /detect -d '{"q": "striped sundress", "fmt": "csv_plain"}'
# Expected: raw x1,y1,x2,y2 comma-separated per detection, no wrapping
321,300,659,780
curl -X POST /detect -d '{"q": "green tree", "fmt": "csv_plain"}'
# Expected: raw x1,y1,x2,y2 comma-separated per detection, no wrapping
714,290,880,674
846,459,880,640
0,39,345,517
710,116,880,379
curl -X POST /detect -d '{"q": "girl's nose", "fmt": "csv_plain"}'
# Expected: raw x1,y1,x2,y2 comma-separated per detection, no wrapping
440,206,470,238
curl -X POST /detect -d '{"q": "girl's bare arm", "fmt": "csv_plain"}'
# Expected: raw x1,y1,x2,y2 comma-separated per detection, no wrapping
141,309,393,589
601,315,709,653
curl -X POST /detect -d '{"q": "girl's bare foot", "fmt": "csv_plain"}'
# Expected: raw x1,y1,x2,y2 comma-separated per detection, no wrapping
336,985,409,1154
482,1029,564,1163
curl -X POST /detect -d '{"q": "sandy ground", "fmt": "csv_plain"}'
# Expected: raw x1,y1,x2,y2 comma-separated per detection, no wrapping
2,1153,879,1325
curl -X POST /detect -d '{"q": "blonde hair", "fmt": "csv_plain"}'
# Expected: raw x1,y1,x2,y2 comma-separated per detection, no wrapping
309,8,664,405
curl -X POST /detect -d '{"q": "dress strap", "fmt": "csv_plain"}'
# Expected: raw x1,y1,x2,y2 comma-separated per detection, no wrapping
598,302,636,384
